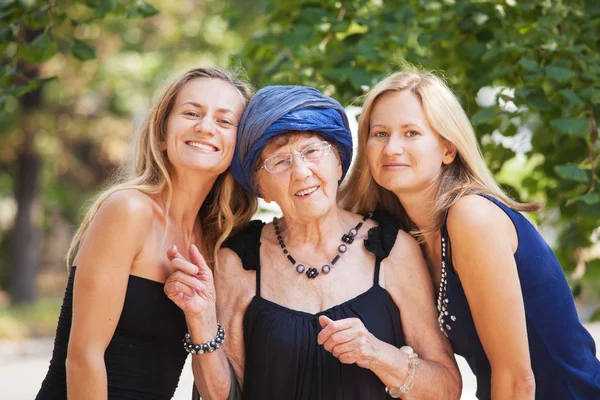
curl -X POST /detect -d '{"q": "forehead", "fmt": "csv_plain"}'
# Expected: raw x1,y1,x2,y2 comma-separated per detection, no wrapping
370,90,427,126
174,78,245,113
261,132,325,155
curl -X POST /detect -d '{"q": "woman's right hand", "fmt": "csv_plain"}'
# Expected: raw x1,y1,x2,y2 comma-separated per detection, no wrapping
164,244,217,320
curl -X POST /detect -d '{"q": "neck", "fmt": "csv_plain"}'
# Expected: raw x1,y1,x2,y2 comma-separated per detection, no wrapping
164,170,220,242
282,207,351,251
393,183,439,232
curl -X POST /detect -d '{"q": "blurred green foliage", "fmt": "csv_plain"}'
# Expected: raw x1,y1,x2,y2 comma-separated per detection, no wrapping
0,0,599,310
235,0,600,303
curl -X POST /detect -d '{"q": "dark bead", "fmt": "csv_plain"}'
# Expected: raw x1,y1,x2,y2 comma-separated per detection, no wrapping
215,337,222,344
356,222,363,230
338,244,347,253
331,254,340,265
210,341,216,348
306,267,319,278
342,234,354,244
280,244,285,248
283,249,288,254
296,264,305,273
322,265,331,274
202,344,210,352
287,254,296,264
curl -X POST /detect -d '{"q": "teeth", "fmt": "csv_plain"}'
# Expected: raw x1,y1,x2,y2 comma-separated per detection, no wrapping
295,186,318,196
188,142,217,151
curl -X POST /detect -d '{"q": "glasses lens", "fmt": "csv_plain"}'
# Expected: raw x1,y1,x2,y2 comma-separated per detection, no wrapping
302,142,330,161
265,154,292,173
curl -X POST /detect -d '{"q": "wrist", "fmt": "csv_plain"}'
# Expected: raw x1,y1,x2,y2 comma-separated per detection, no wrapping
186,312,218,343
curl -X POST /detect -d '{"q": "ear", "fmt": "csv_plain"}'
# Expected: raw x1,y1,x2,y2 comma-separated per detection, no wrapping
442,140,457,165
333,149,343,181
160,139,167,151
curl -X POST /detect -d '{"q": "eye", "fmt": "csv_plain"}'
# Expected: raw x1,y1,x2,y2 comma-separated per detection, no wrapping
372,131,389,138
405,130,419,137
183,111,199,117
219,119,234,125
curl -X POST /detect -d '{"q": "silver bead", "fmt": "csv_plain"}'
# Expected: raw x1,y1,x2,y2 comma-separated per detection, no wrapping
450,315,457,321
296,264,305,273
322,265,331,274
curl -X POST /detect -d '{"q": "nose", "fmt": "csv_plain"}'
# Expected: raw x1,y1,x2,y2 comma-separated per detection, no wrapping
290,152,312,180
195,116,216,136
382,134,405,156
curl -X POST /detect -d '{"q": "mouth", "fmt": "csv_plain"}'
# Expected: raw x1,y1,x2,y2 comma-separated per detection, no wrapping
294,185,319,197
186,141,219,152
383,162,410,169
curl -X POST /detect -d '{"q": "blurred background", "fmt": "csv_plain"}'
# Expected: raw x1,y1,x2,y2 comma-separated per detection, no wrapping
0,0,599,398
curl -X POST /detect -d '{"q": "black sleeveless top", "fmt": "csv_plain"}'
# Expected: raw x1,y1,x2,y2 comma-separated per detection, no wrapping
223,212,405,400
35,267,188,400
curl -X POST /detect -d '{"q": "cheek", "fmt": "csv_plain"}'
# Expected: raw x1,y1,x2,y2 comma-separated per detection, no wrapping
366,141,382,176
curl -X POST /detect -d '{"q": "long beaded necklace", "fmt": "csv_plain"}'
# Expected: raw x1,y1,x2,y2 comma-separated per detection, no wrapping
273,213,372,279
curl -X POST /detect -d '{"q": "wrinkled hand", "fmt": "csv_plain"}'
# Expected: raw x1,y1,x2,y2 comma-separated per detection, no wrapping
317,316,380,369
164,244,216,319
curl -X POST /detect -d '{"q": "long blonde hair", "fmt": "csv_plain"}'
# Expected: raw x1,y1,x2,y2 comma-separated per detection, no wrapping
340,70,540,240
66,67,257,268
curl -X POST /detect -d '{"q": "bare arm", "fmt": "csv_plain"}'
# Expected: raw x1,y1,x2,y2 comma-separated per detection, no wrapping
374,230,461,399
164,246,253,399
448,195,535,399
66,190,152,400
317,230,460,399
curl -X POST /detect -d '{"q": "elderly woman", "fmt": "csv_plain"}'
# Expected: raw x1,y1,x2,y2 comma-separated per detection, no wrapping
164,86,461,399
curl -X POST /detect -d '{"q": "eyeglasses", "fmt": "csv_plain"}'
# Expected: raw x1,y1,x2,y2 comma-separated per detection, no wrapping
260,141,333,174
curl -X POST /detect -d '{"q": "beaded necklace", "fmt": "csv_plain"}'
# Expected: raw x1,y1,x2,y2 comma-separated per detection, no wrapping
273,213,372,279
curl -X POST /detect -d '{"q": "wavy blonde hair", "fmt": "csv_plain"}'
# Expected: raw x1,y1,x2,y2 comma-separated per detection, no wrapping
66,67,257,268
340,70,540,240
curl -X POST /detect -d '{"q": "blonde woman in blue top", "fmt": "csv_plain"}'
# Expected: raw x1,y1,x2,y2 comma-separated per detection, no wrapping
341,70,600,399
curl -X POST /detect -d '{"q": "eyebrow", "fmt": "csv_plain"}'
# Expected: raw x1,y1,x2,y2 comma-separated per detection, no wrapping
370,123,421,130
179,102,237,115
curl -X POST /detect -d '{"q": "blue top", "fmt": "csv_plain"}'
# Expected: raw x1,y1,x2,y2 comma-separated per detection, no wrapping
438,194,600,399
222,216,405,400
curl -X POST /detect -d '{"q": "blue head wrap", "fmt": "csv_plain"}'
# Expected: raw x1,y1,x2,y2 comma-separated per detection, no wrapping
231,85,353,196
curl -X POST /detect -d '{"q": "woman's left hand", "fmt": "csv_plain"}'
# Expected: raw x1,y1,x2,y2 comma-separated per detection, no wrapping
317,315,380,369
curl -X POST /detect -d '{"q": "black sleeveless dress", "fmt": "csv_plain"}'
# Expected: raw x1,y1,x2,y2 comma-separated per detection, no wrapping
222,213,405,400
35,267,188,399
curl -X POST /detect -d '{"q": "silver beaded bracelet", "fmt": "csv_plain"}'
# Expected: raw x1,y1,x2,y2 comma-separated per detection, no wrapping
183,324,226,355
385,345,420,398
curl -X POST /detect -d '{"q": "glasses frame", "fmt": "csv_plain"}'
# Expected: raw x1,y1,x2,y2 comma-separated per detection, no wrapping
259,141,333,174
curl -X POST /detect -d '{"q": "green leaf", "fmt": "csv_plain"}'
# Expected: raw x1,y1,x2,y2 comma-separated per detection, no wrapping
589,306,600,322
550,118,588,137
471,107,496,126
72,39,96,61
566,193,599,206
526,90,553,111
393,5,415,22
519,58,538,71
559,89,584,107
546,66,576,83
137,1,159,18
556,165,588,183
17,32,58,63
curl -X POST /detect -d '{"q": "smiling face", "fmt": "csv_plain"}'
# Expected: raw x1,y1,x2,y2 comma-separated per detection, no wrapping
163,78,246,178
366,90,456,196
256,133,343,223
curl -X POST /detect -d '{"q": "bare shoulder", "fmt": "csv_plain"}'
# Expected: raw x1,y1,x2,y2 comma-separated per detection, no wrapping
447,194,511,236
75,189,155,265
388,228,422,261
216,248,255,295
97,189,156,224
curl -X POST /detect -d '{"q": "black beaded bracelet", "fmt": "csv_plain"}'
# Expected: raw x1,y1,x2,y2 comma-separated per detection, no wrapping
183,324,226,355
